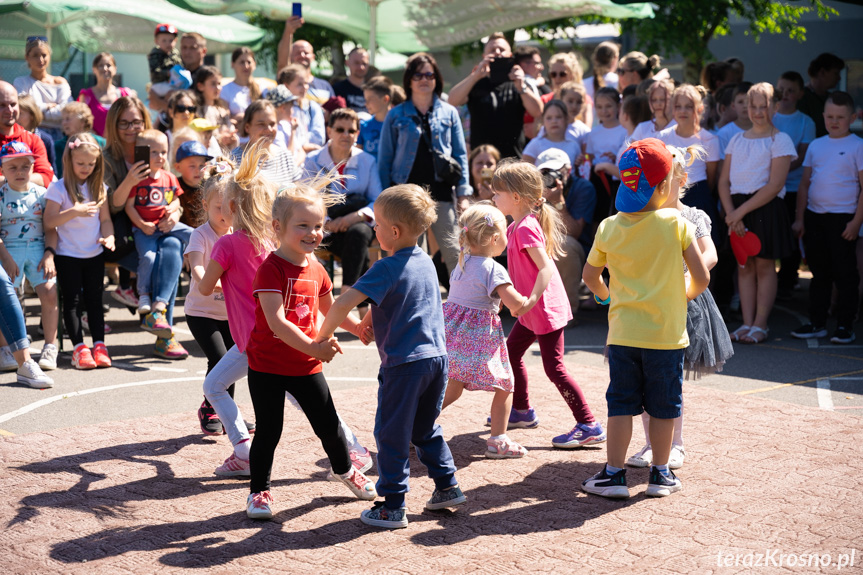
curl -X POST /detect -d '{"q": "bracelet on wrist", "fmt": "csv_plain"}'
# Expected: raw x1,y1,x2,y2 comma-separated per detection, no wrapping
44,247,56,256
594,293,610,306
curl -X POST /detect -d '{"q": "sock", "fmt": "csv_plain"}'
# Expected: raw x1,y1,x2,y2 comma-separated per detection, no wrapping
513,408,530,414
654,464,669,476
94,341,104,346
490,434,508,442
234,438,251,460
605,464,623,474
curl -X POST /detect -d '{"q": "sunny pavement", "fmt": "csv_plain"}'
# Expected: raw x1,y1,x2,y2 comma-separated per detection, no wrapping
2,360,862,574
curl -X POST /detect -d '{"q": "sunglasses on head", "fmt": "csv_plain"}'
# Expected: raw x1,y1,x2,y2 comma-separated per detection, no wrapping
412,72,435,81
174,105,196,114
26,36,48,43
549,71,568,79
333,127,358,135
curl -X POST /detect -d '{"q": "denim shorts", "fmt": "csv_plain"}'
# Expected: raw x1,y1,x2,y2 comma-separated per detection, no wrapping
5,241,52,289
606,345,684,419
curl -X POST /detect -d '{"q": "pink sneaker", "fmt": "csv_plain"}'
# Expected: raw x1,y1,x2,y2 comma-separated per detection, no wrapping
327,447,373,481
246,491,273,520
337,468,377,500
215,453,251,477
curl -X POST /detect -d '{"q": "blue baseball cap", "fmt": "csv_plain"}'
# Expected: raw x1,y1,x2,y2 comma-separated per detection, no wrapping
0,141,35,163
615,138,673,213
175,140,213,163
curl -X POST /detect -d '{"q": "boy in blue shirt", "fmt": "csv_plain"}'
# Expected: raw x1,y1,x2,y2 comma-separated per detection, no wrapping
318,184,464,528
356,77,394,160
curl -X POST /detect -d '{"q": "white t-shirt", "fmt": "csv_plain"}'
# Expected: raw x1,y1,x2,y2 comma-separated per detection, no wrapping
584,72,619,101
45,180,106,259
726,131,797,198
586,124,628,165
773,110,816,192
536,120,590,143
220,81,263,117
522,135,581,167
803,134,863,214
631,119,677,142
717,122,745,160
184,222,230,321
657,126,720,184
13,75,72,130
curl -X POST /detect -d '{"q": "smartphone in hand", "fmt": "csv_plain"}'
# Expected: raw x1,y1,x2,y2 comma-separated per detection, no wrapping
489,57,515,86
134,145,150,168
292,2,302,18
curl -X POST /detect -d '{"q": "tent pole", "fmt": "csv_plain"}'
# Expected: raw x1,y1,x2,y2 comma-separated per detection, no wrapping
368,0,379,67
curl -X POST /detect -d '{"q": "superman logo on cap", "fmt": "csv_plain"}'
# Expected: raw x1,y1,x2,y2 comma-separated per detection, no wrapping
620,167,641,192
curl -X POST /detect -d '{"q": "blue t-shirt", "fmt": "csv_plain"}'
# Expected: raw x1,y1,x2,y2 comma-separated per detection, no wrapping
358,117,383,159
565,176,597,248
352,245,446,367
773,110,816,192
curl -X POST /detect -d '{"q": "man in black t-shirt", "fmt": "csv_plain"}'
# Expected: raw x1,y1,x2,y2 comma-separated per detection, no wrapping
334,47,371,114
448,33,544,158
797,52,844,138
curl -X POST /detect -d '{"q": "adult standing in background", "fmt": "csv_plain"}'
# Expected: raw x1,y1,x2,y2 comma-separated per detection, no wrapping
78,53,137,137
584,41,619,103
13,37,71,141
448,33,543,158
334,48,371,114
798,53,844,138
220,48,263,126
149,33,208,114
277,16,336,104
514,46,550,95
378,53,471,276
616,52,661,93
0,82,54,187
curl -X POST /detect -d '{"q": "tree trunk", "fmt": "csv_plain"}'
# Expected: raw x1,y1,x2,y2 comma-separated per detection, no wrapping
331,40,346,79
684,56,703,85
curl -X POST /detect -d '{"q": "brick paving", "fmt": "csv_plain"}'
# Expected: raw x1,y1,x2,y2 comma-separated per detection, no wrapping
1,362,862,574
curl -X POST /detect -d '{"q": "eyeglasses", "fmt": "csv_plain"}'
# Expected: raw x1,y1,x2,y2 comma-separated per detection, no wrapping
26,36,48,43
412,72,436,82
117,120,145,130
174,105,196,114
333,127,358,135
548,71,568,79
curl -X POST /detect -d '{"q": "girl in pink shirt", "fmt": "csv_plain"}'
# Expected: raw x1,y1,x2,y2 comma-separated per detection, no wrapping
491,161,605,449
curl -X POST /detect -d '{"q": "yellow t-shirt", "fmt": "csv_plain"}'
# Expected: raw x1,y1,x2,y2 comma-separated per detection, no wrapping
587,208,695,350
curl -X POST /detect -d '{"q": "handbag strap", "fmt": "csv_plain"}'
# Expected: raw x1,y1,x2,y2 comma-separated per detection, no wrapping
414,113,435,154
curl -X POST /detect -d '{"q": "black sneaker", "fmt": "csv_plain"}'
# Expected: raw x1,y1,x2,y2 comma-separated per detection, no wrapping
645,466,682,497
790,324,828,339
197,400,223,436
581,466,629,498
830,327,856,345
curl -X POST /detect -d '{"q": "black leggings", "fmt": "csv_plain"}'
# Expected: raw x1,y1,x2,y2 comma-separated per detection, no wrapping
55,253,105,345
248,368,350,493
187,314,236,405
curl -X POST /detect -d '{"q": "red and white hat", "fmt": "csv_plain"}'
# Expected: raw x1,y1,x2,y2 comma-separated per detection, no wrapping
155,23,178,36
0,141,35,163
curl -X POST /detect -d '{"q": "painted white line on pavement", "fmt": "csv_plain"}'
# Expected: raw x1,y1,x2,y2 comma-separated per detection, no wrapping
816,379,834,411
0,376,203,425
172,327,193,335
327,377,379,382
112,362,187,373
774,304,809,326
807,339,819,349
832,377,863,380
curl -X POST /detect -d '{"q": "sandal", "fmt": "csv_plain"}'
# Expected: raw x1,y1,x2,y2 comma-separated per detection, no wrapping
730,325,751,342
485,437,528,459
741,325,769,344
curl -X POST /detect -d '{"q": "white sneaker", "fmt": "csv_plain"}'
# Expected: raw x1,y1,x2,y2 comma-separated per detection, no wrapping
246,491,274,520
0,345,17,372
337,468,377,500
137,294,152,315
17,359,53,388
669,444,686,469
626,444,653,468
38,343,58,370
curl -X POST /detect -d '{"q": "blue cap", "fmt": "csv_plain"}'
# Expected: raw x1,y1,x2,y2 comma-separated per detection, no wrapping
175,140,213,163
615,138,672,213
0,141,35,163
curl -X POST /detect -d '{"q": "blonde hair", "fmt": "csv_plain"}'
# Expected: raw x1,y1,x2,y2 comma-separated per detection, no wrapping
169,126,200,172
62,101,94,132
457,202,506,270
559,81,587,122
272,174,345,229
671,83,707,111
374,184,437,236
62,133,105,205
747,82,776,124
199,156,234,206
16,94,43,130
136,129,168,147
224,140,278,256
491,160,566,259
666,144,706,197
548,52,584,85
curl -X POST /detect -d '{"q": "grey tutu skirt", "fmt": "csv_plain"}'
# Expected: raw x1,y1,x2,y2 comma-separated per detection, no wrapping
685,288,734,379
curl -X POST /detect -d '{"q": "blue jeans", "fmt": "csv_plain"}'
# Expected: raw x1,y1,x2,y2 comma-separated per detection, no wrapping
0,264,29,351
606,345,684,419
133,224,192,305
374,355,457,509
117,235,182,325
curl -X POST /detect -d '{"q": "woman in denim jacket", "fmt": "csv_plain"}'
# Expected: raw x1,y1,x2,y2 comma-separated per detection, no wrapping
304,108,383,291
378,53,472,276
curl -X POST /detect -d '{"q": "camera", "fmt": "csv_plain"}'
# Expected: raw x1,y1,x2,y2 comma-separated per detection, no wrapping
480,167,494,185
540,168,562,190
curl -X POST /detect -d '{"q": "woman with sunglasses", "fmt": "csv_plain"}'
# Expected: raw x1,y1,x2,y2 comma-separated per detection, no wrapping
13,37,72,141
103,96,188,359
378,52,471,277
165,91,198,150
303,107,382,297
78,52,137,137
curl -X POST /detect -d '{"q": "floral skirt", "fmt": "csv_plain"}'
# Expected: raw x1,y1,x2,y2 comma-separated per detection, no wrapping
443,301,513,392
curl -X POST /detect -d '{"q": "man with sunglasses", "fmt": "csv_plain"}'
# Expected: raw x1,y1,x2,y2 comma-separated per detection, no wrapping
448,33,543,158
0,82,53,188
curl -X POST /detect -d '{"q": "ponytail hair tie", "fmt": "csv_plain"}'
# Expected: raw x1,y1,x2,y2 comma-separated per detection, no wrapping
462,226,469,232
67,140,99,150
483,213,494,227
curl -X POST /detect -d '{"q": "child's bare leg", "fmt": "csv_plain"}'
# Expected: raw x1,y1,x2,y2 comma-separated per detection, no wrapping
753,257,778,329
738,258,758,327
640,411,651,446
489,389,512,437
649,417,675,466
672,414,684,447
35,282,58,345
441,378,464,409
606,415,633,468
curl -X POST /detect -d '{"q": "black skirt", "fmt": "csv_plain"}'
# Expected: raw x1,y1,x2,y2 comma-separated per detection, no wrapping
730,193,793,260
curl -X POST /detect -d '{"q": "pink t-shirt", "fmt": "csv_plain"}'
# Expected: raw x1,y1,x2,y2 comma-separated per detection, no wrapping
184,222,229,321
506,214,572,334
210,230,271,352
78,87,130,137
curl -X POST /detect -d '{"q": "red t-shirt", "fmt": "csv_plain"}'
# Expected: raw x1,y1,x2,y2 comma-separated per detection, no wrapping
247,253,333,377
0,124,54,187
132,170,182,225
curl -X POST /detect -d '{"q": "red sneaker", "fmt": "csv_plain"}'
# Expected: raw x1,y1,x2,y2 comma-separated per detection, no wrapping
92,343,112,368
72,345,97,370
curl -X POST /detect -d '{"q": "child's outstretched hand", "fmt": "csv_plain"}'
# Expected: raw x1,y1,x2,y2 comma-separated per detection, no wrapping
311,336,342,362
357,312,375,345
514,294,538,317
99,235,116,252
